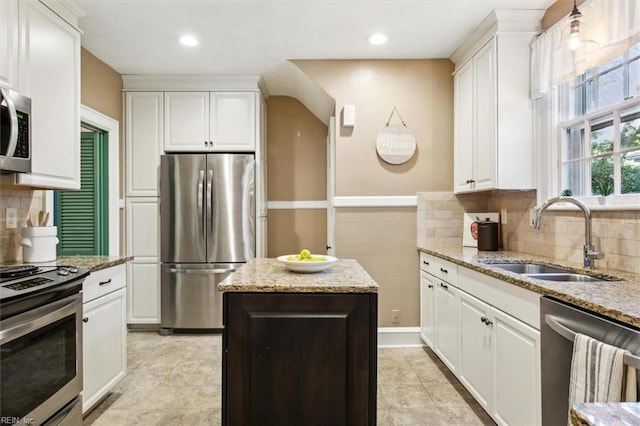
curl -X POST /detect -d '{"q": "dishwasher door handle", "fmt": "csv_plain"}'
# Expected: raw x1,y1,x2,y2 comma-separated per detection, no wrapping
545,314,640,369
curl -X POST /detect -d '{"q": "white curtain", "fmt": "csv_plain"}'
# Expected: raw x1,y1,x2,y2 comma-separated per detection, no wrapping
531,0,640,99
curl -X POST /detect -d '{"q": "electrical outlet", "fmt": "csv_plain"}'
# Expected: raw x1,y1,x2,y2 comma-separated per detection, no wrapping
391,309,400,325
529,208,537,227
6,208,17,229
500,208,508,224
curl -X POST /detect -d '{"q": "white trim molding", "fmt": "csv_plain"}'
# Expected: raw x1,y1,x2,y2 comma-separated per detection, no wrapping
377,327,425,348
267,200,328,209
334,196,417,208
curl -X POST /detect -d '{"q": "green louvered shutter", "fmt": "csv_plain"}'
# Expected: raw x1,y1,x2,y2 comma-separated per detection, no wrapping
55,131,109,255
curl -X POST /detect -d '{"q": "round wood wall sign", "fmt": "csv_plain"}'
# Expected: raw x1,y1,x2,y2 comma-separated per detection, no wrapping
376,124,416,165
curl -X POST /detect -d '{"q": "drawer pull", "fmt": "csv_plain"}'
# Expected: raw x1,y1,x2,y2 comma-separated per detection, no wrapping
423,260,430,265
82,317,89,323
439,283,448,289
440,267,448,274
99,279,112,286
481,316,493,326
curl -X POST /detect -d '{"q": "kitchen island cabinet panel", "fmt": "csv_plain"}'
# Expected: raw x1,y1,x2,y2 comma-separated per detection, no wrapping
223,291,377,426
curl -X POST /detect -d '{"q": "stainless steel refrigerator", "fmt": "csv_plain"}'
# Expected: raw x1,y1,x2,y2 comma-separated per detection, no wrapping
159,153,255,332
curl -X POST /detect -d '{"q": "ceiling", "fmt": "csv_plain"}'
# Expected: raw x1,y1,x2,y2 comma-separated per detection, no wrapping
76,0,555,121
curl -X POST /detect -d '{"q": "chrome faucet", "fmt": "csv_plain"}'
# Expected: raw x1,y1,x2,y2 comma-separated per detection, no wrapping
533,196,604,269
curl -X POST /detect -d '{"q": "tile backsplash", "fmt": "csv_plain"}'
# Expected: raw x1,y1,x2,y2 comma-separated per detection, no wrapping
418,191,640,275
0,189,45,263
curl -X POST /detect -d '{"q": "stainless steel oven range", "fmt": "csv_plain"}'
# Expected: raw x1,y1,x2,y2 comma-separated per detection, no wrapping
0,265,89,426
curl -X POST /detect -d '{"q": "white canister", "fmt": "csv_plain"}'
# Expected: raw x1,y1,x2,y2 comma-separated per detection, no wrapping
20,226,59,263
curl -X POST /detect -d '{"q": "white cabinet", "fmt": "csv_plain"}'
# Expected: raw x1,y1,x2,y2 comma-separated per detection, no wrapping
164,91,256,152
125,197,160,324
419,252,460,373
452,11,541,194
125,92,164,197
82,265,127,414
419,271,436,347
459,292,492,411
15,0,81,189
435,279,460,373
419,252,541,425
0,0,18,89
458,290,541,426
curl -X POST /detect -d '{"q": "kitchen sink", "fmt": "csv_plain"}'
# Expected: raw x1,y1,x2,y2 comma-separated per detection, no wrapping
488,263,570,274
523,273,610,282
484,262,620,282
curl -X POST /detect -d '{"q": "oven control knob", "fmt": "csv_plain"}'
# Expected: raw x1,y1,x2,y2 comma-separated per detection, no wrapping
57,269,69,276
68,266,79,273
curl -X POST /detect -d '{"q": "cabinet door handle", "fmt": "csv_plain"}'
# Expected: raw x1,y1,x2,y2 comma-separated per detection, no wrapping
481,317,493,326
428,284,434,289
440,267,448,274
439,282,448,289
423,260,430,266
99,278,112,286
82,317,89,323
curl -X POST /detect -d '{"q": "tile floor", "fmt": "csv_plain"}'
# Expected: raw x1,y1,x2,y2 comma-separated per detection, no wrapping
83,332,494,426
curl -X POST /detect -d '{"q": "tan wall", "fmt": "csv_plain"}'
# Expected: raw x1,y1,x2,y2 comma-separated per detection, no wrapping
268,210,327,258
294,59,454,196
336,208,418,326
81,48,123,122
418,191,640,275
291,59,454,327
267,96,327,201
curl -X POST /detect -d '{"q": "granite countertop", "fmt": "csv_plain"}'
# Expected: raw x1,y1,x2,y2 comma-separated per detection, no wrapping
218,258,379,293
50,255,133,272
417,246,640,328
571,403,640,425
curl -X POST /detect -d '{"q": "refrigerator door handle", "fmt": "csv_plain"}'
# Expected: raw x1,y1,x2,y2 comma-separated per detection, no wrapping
168,268,237,274
206,169,213,229
197,169,205,241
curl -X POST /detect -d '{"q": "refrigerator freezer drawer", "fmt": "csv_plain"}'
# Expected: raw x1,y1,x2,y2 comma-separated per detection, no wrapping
161,264,236,329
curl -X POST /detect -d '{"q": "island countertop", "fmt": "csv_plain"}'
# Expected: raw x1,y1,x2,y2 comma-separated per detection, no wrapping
218,258,379,293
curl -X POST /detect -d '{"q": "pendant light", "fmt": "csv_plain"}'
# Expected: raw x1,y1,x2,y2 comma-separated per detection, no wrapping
567,0,599,51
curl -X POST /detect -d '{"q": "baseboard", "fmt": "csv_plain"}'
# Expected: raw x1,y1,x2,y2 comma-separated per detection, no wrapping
377,327,425,348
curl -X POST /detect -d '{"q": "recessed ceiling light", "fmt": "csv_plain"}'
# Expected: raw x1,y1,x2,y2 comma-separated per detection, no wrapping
368,33,388,45
179,35,199,47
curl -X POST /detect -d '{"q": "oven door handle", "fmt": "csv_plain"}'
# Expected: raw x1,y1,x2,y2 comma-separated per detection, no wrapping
0,294,81,344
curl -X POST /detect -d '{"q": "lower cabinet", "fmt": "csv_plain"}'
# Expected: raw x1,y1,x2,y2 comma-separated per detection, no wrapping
222,292,378,426
82,265,127,414
419,271,436,347
419,253,541,426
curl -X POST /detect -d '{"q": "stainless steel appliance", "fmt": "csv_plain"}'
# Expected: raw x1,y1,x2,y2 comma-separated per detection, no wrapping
541,296,640,425
0,265,89,425
0,88,31,173
160,153,255,332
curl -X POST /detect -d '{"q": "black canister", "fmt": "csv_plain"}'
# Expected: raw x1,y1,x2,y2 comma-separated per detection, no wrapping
477,218,499,251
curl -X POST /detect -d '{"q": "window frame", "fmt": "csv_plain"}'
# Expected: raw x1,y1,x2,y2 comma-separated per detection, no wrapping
553,47,640,210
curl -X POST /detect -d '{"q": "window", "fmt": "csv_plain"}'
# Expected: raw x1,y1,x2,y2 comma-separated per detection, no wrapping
559,42,640,202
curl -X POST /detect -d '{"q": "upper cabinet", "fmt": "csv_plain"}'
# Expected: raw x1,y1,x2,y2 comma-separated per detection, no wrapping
452,10,543,194
14,0,81,189
164,91,256,152
0,0,18,89
125,92,164,197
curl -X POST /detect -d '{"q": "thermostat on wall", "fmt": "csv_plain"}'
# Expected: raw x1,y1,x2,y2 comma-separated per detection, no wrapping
342,105,355,128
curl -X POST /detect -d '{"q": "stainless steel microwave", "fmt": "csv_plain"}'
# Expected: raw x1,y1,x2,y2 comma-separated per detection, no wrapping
0,87,31,173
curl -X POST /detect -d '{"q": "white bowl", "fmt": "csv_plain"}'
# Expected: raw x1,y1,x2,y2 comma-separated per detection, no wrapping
276,254,338,273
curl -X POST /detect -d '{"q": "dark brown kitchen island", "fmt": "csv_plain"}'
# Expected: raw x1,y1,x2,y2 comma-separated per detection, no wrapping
218,258,379,426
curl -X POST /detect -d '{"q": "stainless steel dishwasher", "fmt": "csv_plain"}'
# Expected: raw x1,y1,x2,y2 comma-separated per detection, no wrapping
540,296,640,425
